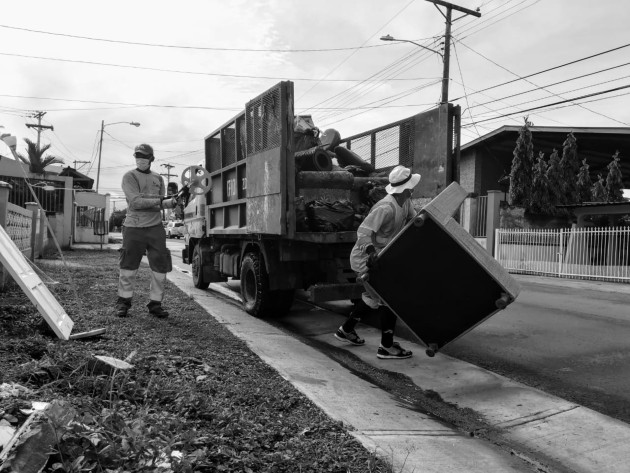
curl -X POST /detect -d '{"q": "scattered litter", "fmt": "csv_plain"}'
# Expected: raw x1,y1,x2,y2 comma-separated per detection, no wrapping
0,383,32,400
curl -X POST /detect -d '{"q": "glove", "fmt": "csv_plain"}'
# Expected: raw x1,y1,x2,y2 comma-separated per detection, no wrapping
365,245,379,269
160,196,177,209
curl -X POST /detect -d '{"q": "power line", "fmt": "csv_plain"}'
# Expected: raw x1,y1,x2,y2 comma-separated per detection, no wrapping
0,51,436,82
0,23,404,52
451,41,630,101
0,92,240,110
454,38,629,126
463,83,630,126
465,61,630,111
297,0,416,101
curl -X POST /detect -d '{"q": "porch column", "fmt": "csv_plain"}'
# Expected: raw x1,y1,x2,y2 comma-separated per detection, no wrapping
26,202,38,261
485,190,502,256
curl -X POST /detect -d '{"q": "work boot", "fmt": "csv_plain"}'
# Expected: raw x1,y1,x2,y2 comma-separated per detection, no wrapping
115,297,132,318
147,300,169,319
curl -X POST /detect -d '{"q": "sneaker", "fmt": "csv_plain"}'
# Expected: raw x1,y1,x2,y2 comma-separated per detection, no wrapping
334,327,365,346
377,342,412,359
147,301,169,319
115,297,131,318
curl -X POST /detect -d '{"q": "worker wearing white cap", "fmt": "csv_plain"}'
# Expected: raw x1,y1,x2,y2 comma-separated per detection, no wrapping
335,165,421,359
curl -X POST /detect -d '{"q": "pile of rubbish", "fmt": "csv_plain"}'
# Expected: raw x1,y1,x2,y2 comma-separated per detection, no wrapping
293,116,388,232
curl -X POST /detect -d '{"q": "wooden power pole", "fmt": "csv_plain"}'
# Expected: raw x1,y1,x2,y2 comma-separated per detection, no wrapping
425,0,481,104
25,111,54,149
160,163,176,185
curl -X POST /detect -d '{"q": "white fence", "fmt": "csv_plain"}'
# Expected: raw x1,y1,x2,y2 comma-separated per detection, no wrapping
495,227,630,283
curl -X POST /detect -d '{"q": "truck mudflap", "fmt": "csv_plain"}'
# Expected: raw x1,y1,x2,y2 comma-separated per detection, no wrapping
363,182,521,358
305,283,364,303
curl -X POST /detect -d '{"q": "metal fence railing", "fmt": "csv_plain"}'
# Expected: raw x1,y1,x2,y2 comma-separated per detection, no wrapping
472,195,488,237
496,227,630,283
0,174,65,214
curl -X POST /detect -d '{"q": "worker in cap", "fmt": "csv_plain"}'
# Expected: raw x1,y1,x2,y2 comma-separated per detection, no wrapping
335,165,421,359
116,144,178,318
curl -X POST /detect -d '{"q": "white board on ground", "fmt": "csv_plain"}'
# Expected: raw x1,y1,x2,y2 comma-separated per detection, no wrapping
0,225,73,340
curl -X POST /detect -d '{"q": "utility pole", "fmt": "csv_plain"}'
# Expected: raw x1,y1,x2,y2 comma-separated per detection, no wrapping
73,160,90,170
160,163,176,221
25,111,54,149
425,0,480,104
160,163,176,185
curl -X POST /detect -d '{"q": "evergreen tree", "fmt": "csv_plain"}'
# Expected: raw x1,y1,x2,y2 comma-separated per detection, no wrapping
591,174,606,202
545,148,563,214
576,158,593,203
530,151,553,214
559,132,580,204
605,151,624,202
508,118,535,207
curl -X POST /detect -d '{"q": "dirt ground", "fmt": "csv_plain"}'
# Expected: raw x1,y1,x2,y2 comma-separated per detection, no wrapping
0,249,393,472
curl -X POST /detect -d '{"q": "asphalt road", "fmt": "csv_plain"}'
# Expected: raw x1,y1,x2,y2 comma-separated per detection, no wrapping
167,237,630,424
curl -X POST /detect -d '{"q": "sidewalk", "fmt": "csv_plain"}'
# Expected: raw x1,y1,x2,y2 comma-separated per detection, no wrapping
73,242,630,472
161,264,630,473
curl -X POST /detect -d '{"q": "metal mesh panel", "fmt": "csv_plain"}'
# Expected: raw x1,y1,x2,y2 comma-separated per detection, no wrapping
206,134,221,172
342,118,415,171
246,85,282,157
0,175,65,213
236,115,246,161
222,124,237,166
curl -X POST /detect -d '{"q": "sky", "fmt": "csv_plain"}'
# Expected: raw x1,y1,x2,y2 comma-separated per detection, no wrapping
0,0,629,207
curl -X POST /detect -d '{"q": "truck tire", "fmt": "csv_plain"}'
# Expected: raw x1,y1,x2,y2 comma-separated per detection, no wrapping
240,252,274,317
192,244,210,289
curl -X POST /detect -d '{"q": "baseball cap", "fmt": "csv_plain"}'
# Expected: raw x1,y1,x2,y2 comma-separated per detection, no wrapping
134,143,154,157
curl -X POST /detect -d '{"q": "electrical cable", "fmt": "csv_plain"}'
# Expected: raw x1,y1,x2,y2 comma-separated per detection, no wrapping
0,23,410,52
451,41,630,101
463,84,630,126
455,38,630,126
0,51,429,82
452,41,481,137
296,0,416,101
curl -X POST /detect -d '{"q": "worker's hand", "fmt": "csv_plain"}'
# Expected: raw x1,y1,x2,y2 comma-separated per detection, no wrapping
357,272,369,283
161,196,177,209
365,245,379,270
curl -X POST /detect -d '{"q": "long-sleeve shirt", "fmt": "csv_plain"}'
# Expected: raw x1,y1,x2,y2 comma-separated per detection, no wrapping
121,169,166,228
350,194,415,275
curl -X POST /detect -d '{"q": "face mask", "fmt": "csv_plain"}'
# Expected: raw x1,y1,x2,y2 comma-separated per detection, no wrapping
135,158,151,171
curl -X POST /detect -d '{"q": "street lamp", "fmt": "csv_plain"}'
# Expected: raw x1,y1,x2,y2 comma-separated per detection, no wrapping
380,34,443,59
96,120,141,193
381,34,449,104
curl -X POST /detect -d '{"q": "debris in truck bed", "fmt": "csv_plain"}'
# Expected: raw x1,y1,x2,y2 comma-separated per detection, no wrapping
319,128,341,151
334,146,376,173
306,200,357,232
295,146,333,171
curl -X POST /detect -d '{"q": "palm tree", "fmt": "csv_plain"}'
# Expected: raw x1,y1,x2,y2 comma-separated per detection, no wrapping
15,138,64,174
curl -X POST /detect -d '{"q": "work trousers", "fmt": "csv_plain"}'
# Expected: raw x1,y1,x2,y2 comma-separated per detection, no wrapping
342,296,397,347
118,225,172,302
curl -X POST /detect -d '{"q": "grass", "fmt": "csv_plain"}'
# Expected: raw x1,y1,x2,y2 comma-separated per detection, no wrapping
0,249,393,472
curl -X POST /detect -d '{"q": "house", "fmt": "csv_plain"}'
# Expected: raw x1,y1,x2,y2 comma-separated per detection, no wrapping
459,126,630,197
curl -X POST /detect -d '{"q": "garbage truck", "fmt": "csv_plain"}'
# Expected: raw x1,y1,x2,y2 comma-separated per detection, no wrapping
181,81,461,317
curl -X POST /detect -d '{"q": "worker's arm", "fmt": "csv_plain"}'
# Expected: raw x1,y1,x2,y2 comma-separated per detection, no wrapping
353,206,391,274
122,173,176,210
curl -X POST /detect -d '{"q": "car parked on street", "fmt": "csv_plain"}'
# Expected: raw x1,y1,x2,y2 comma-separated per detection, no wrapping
166,221,185,239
